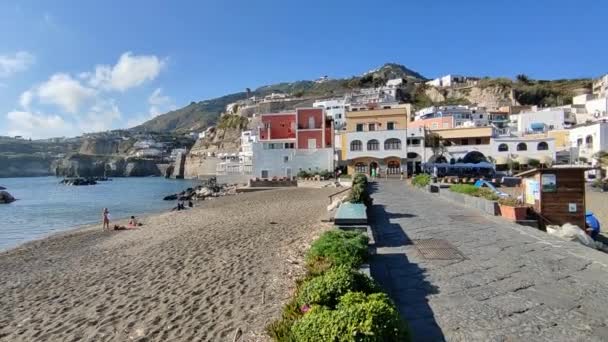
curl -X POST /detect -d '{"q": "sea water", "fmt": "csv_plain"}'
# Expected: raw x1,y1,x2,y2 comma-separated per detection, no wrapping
0,177,198,251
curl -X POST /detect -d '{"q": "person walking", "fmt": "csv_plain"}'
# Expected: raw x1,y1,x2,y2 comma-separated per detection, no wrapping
102,208,110,230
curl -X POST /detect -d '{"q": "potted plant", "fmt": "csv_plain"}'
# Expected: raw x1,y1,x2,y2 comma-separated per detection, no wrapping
498,197,528,220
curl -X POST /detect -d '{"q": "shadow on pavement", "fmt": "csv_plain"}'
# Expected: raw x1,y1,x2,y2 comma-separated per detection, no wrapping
367,181,446,341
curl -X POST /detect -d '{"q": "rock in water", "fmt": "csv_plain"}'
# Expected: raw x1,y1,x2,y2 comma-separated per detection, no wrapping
0,186,6,190
0,191,15,204
163,194,178,201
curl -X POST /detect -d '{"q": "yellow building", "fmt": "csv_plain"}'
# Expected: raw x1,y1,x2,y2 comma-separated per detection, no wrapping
341,105,426,176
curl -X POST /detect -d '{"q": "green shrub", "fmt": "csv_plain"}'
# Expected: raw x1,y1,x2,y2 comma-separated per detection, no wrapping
297,170,310,178
306,230,369,274
319,169,331,179
450,184,499,201
411,173,431,187
266,298,301,341
347,181,373,207
474,187,500,201
352,173,368,186
498,197,522,207
296,266,381,309
292,292,410,342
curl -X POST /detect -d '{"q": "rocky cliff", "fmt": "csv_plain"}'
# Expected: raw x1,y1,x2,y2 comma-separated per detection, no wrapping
424,85,517,108
0,155,55,177
53,154,163,178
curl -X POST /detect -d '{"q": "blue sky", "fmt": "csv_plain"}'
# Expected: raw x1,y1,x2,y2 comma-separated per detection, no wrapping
0,0,606,139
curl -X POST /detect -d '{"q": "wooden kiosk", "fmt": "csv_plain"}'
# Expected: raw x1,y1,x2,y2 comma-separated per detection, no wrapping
516,167,592,228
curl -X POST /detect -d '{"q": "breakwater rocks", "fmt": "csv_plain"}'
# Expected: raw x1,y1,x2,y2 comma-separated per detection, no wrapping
60,178,98,186
164,177,237,201
0,191,16,204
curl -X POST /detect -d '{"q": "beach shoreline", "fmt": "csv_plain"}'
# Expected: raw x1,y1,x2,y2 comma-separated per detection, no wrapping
0,187,335,341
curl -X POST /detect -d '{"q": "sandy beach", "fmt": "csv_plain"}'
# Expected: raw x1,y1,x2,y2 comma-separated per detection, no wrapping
0,187,335,341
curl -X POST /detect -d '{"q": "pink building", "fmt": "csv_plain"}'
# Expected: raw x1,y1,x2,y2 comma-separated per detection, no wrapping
258,108,333,149
409,116,455,130
253,108,334,179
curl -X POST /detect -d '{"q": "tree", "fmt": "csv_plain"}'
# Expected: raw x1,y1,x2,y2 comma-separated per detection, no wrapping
516,74,531,84
425,131,447,161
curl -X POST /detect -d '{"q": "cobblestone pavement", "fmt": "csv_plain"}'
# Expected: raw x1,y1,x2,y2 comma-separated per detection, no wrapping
368,180,608,342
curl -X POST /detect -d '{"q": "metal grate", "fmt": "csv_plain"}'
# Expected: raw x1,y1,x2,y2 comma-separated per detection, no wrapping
414,239,465,260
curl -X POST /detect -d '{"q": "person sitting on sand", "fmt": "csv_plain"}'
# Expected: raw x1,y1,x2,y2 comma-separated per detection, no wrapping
102,208,110,230
128,216,138,227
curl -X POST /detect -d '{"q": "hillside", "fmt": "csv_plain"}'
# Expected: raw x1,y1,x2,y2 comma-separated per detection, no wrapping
133,63,427,133
133,63,594,134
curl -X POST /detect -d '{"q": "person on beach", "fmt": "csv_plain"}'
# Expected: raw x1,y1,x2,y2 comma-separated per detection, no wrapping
188,200,193,208
102,208,110,230
128,216,138,227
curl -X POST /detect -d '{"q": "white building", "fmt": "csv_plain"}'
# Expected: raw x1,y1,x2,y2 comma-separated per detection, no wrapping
572,93,608,121
135,148,163,158
510,109,566,134
251,143,333,179
593,74,608,97
426,74,479,88
568,121,608,164
313,99,346,129
414,105,489,127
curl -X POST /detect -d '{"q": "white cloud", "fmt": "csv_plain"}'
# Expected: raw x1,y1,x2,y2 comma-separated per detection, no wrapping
6,110,73,139
88,52,165,91
9,51,167,138
19,90,34,109
0,51,35,78
36,73,97,113
148,87,175,117
80,99,122,133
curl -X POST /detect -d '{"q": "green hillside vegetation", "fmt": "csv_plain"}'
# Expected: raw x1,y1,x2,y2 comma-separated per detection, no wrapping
217,114,249,129
479,76,592,107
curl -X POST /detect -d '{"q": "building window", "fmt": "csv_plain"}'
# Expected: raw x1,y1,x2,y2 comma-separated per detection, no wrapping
498,143,509,152
356,124,363,132
387,122,395,130
261,170,269,178
354,162,367,173
283,156,289,163
368,123,376,131
384,138,401,150
264,122,271,129
577,138,583,147
517,142,527,151
284,142,294,149
461,139,469,145
537,142,549,151
409,138,420,146
367,139,379,151
432,123,439,129
586,135,593,148
475,138,482,145
443,122,449,128
350,140,362,151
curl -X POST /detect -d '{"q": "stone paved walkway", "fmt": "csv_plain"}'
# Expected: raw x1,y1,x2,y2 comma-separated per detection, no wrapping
368,180,608,342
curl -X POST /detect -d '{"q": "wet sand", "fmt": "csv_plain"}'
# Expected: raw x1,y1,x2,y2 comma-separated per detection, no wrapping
0,188,335,341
